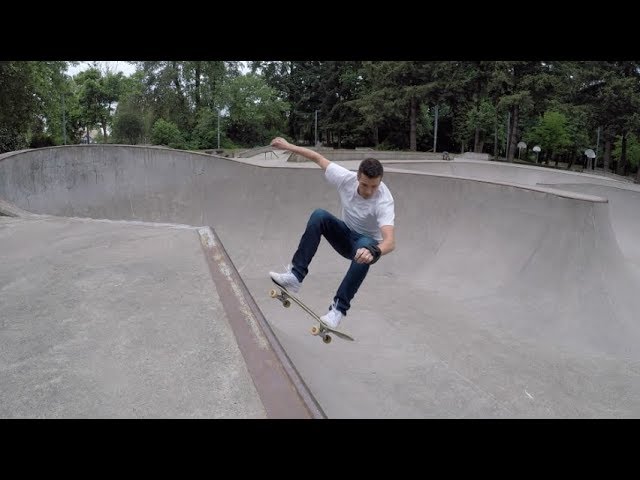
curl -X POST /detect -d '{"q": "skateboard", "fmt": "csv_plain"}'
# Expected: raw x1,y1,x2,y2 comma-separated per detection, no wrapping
269,278,355,344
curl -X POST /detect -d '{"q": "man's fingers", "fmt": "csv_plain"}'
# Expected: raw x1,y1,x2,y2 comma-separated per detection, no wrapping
354,248,371,264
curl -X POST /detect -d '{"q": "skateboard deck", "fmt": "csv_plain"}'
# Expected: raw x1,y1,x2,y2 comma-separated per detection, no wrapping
269,278,355,344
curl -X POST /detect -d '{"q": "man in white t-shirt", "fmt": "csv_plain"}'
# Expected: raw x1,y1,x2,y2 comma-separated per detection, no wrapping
269,137,396,329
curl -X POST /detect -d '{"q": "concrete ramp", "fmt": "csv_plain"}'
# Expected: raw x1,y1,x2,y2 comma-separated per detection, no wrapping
0,197,36,217
537,183,640,272
2,145,640,417
386,159,637,189
0,214,321,418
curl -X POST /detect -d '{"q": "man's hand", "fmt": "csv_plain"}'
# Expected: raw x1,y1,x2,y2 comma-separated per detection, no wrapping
354,245,381,264
271,137,291,150
354,248,373,264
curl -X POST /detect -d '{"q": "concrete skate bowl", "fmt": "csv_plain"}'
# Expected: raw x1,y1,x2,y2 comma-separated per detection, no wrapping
384,159,635,189
385,160,640,276
2,145,640,418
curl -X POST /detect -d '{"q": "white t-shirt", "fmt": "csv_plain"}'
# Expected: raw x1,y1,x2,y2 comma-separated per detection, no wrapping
324,162,395,241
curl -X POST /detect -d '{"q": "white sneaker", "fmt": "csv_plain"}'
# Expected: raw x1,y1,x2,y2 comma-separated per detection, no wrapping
269,264,301,293
320,302,343,329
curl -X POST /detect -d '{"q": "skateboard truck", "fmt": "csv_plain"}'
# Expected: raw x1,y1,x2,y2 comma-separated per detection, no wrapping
269,288,291,309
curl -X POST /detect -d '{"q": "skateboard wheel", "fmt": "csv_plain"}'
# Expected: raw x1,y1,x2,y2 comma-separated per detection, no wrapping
282,299,291,308
311,326,320,336
269,289,278,298
323,335,332,344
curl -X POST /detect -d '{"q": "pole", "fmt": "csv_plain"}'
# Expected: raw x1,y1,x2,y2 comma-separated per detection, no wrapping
315,110,318,146
217,110,220,149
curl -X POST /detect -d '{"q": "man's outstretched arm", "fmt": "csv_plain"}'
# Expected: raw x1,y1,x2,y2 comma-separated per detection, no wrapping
271,137,331,170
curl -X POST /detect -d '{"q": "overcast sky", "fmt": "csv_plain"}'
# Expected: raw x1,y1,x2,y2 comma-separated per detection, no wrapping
66,61,249,77
66,61,137,77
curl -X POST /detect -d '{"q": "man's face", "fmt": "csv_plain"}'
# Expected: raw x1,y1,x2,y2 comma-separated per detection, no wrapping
357,173,382,199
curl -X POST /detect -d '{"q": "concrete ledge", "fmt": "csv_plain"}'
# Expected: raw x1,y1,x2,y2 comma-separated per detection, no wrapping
198,227,325,419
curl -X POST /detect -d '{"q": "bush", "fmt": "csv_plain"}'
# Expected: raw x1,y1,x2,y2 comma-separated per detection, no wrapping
29,133,56,148
374,141,395,151
0,126,26,153
151,119,185,149
113,111,144,145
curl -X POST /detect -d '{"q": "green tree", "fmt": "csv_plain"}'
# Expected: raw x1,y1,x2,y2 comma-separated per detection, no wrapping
0,61,37,152
572,61,640,175
151,118,185,148
75,68,108,142
613,133,640,171
133,61,242,147
113,71,154,143
28,61,72,146
112,110,144,144
359,61,440,151
526,111,572,163
459,98,496,154
191,109,226,149
221,73,289,147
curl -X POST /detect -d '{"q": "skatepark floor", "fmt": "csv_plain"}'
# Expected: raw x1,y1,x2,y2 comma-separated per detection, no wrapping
2,145,640,418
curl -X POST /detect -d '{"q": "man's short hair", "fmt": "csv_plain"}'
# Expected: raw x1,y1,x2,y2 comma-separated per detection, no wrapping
358,158,383,179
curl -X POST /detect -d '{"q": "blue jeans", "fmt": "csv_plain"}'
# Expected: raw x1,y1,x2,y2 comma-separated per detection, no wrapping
290,209,379,315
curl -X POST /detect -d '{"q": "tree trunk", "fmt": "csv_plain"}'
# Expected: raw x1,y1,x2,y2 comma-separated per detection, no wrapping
433,105,439,153
409,96,417,151
474,127,481,152
507,105,519,163
604,138,612,172
194,61,201,111
617,131,628,176
373,125,379,147
493,116,499,160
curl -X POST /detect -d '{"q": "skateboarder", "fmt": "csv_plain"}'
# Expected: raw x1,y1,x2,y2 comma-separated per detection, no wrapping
269,137,395,329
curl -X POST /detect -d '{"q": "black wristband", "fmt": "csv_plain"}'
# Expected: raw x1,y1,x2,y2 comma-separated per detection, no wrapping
365,245,382,264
